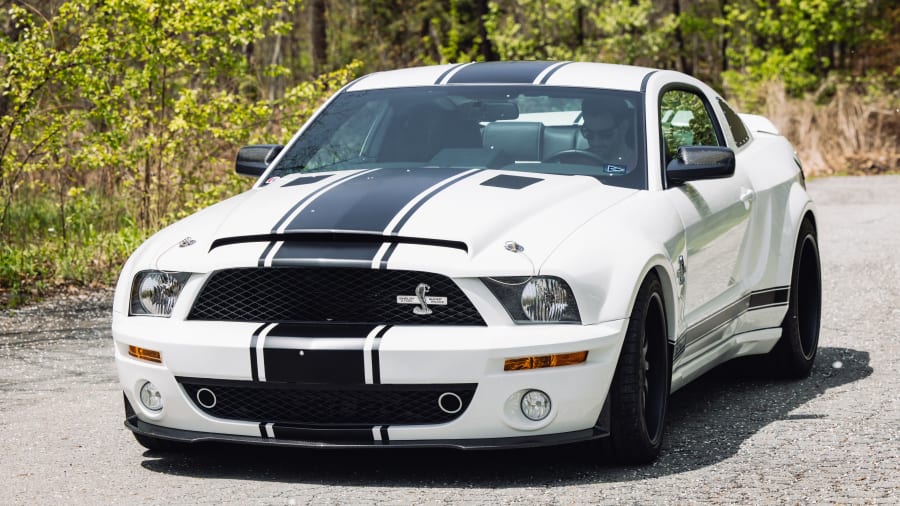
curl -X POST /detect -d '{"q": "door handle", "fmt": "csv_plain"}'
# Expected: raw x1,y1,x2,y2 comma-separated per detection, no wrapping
740,187,756,205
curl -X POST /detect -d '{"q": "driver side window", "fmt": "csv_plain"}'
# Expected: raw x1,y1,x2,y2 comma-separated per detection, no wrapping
660,90,721,163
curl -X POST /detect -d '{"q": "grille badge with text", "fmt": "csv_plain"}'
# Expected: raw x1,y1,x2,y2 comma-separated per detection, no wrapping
397,283,447,315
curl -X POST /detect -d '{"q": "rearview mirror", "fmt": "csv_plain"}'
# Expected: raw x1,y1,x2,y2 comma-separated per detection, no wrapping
666,146,735,186
235,144,284,177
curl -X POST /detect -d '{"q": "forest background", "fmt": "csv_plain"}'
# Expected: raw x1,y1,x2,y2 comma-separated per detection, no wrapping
0,0,897,307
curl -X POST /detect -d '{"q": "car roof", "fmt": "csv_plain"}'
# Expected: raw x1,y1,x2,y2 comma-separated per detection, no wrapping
345,61,658,93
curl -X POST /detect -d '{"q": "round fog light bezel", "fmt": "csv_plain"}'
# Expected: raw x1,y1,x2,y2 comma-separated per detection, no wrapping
520,389,551,421
139,381,164,412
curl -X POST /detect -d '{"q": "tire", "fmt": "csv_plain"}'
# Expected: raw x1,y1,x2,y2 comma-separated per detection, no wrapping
133,432,186,452
771,218,821,378
607,273,671,464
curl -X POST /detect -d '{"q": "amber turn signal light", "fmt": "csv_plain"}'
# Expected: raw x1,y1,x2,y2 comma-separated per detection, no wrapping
128,345,162,364
504,351,588,371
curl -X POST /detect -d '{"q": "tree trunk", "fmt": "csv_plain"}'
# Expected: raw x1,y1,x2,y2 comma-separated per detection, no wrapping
673,0,692,75
475,0,497,60
310,0,327,74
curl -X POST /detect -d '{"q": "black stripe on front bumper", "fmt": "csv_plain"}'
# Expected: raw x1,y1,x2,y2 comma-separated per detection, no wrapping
124,416,607,450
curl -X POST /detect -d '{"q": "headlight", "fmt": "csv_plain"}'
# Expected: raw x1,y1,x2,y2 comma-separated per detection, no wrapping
130,270,191,317
483,276,581,323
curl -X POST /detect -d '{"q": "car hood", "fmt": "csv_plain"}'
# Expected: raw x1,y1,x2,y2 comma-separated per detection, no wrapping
147,168,637,275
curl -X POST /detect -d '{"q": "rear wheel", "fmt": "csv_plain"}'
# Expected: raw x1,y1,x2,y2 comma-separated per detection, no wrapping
607,273,670,464
771,218,821,378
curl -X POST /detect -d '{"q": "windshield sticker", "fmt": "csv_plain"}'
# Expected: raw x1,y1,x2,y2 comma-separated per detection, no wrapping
605,164,627,175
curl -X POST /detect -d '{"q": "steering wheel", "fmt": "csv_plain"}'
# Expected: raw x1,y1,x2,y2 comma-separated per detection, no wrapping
544,149,607,164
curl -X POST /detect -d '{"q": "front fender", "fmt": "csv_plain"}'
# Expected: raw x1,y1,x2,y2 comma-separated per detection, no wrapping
538,191,685,339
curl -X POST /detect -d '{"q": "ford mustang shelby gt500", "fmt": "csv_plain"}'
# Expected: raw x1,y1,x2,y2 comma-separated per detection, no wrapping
114,61,821,463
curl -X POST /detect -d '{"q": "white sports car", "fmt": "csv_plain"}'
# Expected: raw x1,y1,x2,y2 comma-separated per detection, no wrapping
113,61,821,463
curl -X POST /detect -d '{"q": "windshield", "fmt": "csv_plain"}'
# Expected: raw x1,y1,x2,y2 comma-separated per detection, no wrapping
272,86,647,190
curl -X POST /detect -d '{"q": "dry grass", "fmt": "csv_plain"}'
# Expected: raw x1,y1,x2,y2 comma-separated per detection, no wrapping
760,82,900,177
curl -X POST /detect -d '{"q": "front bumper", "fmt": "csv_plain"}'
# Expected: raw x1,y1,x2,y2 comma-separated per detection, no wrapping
115,317,627,448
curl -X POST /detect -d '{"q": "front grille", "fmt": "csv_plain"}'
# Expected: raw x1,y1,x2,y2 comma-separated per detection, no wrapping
179,379,477,425
187,267,485,325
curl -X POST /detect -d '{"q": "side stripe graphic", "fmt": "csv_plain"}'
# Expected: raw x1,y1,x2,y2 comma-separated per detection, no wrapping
684,287,789,345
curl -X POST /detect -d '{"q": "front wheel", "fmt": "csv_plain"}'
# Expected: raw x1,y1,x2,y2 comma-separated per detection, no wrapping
606,273,670,464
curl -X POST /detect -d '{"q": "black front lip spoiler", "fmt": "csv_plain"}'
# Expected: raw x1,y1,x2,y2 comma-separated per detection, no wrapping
125,415,609,450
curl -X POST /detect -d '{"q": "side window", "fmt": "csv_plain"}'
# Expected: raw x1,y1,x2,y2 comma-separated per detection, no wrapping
660,90,721,162
718,99,751,147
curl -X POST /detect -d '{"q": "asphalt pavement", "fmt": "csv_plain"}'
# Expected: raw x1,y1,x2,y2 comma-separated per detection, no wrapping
1,175,897,504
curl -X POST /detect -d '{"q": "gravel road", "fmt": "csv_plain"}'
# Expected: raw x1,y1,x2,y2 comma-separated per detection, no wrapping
1,175,898,504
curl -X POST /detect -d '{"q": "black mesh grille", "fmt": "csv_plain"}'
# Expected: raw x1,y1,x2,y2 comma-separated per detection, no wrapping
179,379,477,425
187,267,484,325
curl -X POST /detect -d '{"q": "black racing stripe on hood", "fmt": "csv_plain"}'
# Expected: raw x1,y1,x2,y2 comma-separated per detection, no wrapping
281,174,332,187
282,167,469,233
385,168,482,235
447,61,558,84
271,241,382,267
270,170,373,234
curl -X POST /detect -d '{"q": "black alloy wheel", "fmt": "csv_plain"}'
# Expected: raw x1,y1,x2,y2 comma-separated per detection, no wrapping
606,273,670,464
772,218,821,378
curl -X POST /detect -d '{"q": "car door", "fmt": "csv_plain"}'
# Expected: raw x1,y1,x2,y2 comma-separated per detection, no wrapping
661,88,756,358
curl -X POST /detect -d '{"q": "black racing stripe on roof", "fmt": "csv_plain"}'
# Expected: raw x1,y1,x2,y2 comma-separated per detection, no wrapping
447,61,558,84
539,62,573,84
640,70,658,92
434,63,466,84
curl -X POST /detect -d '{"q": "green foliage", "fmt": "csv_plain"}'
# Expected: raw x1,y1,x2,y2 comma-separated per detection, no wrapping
0,0,895,306
486,0,676,64
721,0,886,99
0,0,360,305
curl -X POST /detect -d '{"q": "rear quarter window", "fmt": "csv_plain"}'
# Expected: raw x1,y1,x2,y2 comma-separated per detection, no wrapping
718,99,751,147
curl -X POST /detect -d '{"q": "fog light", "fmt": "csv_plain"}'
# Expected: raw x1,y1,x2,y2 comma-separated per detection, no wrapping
520,389,551,421
139,381,163,411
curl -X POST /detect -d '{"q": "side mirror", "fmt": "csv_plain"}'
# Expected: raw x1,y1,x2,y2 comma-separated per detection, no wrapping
235,144,283,177
666,146,735,186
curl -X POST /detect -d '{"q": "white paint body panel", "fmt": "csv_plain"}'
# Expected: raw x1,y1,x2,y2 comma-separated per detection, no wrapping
113,62,814,446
